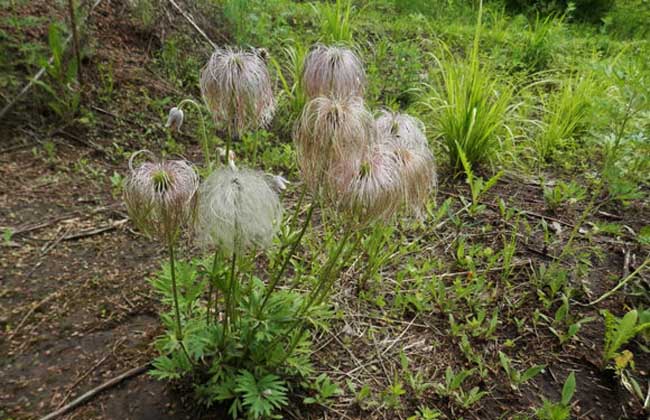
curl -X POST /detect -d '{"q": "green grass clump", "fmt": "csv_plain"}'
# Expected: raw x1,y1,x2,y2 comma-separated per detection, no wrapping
423,2,514,173
536,75,594,161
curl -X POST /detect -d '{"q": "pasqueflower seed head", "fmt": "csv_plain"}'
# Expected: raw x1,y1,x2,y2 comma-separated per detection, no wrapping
294,95,375,191
328,142,401,221
200,47,275,136
196,166,283,252
376,111,436,215
123,152,199,243
302,45,365,99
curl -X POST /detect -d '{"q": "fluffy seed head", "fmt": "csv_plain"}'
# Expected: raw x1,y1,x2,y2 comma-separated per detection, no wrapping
376,111,437,215
329,142,401,221
123,152,199,243
294,96,375,191
302,45,365,99
196,167,283,252
200,47,275,136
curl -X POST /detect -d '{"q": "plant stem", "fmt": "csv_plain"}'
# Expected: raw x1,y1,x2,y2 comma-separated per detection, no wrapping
271,225,354,365
168,241,193,363
178,99,211,168
168,242,183,341
222,250,237,347
257,202,315,316
206,249,220,325
67,0,83,86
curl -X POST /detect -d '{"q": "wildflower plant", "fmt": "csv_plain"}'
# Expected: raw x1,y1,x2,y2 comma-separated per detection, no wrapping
123,151,198,358
126,36,437,419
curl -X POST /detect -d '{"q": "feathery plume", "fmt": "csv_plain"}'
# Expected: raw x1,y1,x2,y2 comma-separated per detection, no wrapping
376,111,436,214
200,47,275,136
196,167,283,252
329,142,401,221
302,45,365,99
294,95,375,191
123,151,199,243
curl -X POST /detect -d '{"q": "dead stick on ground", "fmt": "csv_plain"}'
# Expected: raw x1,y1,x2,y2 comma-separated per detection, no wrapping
0,0,102,121
589,256,650,306
56,352,112,408
62,219,128,241
8,290,60,340
431,259,532,279
166,0,218,49
39,363,150,420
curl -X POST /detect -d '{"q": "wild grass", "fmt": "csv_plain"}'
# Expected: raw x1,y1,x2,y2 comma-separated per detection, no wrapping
536,74,594,161
423,3,515,173
316,0,354,44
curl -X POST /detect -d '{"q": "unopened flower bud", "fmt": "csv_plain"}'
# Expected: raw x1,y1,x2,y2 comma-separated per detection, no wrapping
270,175,290,192
165,107,184,132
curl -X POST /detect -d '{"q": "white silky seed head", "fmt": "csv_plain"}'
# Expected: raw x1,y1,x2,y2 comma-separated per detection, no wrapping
196,167,283,252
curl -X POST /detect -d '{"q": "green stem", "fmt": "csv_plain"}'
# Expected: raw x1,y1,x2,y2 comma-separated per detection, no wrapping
178,99,211,168
289,184,308,231
168,241,193,364
222,250,237,347
257,202,315,317
225,125,233,167
270,226,354,365
206,249,220,325
168,243,184,341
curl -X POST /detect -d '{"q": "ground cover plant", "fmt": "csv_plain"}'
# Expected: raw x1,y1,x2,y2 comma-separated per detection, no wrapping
1,0,649,419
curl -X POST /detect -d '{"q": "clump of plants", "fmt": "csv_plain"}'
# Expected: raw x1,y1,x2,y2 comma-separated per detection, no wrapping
122,41,437,419
424,1,514,172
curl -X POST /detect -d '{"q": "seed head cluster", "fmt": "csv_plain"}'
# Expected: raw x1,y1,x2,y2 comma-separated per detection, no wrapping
123,153,199,243
376,111,437,216
295,48,437,221
200,47,275,137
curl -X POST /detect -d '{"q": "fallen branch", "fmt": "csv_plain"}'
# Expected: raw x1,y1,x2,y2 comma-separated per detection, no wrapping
55,352,112,409
8,290,61,340
62,219,127,241
39,363,150,420
432,259,532,279
166,0,218,49
589,256,650,305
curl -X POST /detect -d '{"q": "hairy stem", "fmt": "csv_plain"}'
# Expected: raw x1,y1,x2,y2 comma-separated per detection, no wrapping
206,249,220,325
168,241,193,363
178,99,211,168
257,202,315,316
222,250,237,347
